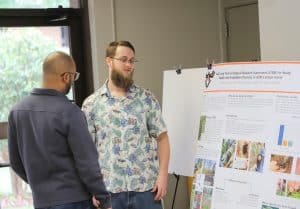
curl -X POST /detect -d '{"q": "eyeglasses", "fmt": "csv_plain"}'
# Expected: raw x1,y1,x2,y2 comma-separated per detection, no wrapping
111,57,138,65
61,72,80,81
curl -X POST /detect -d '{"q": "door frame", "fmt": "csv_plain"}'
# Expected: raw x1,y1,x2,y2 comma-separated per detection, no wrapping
224,2,260,62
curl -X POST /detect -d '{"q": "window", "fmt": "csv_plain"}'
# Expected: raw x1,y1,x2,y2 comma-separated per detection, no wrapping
0,1,94,208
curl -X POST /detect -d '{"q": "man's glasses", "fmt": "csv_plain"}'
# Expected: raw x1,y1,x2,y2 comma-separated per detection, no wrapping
61,72,80,81
111,57,138,65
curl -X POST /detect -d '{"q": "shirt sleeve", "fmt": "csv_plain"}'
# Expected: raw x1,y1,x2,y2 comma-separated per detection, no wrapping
67,107,111,208
7,111,28,183
146,93,167,139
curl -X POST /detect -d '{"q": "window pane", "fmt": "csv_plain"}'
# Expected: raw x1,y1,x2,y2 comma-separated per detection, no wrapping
0,26,74,123
0,139,8,164
0,166,33,209
0,0,79,8
1,139,32,209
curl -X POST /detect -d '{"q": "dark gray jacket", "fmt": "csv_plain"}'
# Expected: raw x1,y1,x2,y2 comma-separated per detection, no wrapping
8,88,111,208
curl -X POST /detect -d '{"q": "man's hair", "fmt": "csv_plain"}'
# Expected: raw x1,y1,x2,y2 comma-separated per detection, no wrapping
106,41,135,58
43,51,74,74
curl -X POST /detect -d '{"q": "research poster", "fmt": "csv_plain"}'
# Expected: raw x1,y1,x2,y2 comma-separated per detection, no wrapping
190,62,300,209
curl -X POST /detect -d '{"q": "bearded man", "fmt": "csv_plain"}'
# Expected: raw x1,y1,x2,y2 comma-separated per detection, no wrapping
82,41,170,209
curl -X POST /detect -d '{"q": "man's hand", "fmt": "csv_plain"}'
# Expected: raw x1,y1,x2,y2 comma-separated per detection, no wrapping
151,173,168,200
92,196,100,208
92,196,112,209
153,132,170,201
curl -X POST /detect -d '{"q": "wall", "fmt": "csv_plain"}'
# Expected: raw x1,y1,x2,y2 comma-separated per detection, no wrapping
88,0,223,208
89,0,222,100
258,0,300,61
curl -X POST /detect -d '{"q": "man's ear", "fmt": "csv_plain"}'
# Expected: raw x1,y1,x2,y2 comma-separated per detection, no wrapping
106,57,112,68
61,72,70,83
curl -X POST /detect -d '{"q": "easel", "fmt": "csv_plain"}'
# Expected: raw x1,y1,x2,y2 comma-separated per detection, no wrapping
171,173,180,209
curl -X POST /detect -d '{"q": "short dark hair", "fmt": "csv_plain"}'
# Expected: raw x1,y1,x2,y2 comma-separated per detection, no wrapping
106,41,135,58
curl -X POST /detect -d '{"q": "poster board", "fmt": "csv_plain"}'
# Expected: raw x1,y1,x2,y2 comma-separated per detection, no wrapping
162,68,206,176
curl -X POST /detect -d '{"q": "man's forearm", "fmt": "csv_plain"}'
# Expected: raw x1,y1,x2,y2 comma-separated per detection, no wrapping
157,132,170,175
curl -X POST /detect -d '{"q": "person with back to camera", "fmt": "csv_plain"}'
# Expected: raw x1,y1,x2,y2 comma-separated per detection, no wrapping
8,51,111,209
82,41,170,209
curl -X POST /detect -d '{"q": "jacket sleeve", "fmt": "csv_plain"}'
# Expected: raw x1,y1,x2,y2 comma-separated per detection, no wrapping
67,107,111,208
7,111,28,183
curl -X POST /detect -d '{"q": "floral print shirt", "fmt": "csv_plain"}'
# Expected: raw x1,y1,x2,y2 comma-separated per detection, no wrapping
82,83,167,193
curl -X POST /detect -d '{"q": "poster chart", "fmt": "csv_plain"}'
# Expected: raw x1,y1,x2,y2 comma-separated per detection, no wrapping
190,62,300,209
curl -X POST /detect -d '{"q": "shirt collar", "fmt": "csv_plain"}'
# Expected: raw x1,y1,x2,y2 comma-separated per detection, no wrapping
31,88,67,98
99,80,109,96
99,80,138,98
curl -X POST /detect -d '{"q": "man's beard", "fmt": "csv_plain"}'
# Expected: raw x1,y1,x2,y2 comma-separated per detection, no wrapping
111,68,134,90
